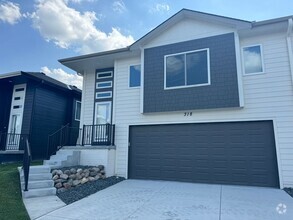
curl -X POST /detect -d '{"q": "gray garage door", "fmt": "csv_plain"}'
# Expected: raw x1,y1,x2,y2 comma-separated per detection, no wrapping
129,121,279,187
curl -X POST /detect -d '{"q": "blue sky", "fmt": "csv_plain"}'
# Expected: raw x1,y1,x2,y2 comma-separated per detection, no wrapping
1,0,293,88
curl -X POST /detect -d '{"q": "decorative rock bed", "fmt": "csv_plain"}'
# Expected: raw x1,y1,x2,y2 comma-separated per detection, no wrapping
52,165,106,192
51,165,125,204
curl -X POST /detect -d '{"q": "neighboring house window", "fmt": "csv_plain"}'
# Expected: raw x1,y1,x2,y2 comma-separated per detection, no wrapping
129,65,141,88
96,81,112,89
75,101,81,121
242,45,264,74
96,91,112,99
165,49,210,89
97,71,113,79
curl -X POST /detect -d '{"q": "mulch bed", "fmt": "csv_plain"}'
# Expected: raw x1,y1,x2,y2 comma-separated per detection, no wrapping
284,188,293,198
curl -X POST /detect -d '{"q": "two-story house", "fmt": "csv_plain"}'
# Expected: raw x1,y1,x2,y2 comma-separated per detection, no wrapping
59,9,293,189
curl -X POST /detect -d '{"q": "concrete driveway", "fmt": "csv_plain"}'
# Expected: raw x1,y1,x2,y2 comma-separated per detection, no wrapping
37,180,293,220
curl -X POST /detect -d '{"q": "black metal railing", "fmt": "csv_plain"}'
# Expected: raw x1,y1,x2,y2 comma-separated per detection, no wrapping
47,124,115,158
0,133,29,151
22,138,31,191
47,124,81,159
82,124,115,146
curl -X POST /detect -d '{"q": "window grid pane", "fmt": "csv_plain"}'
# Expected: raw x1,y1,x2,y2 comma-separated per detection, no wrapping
166,54,185,87
186,50,208,85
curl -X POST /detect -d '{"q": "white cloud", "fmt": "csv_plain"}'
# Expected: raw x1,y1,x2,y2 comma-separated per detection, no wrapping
0,1,22,24
41,66,83,89
112,0,126,14
31,0,134,53
149,3,170,14
68,0,97,3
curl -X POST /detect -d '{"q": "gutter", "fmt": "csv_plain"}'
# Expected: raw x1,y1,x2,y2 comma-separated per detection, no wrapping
286,18,293,86
58,47,129,64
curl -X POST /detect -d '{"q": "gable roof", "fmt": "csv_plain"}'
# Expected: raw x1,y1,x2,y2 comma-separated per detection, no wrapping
0,71,81,94
130,9,252,49
59,8,292,73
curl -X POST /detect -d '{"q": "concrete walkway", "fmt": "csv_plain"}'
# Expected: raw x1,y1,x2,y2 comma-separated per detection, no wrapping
32,180,292,220
24,195,65,219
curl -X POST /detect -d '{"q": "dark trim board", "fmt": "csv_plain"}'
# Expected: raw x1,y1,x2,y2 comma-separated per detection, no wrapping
128,120,279,188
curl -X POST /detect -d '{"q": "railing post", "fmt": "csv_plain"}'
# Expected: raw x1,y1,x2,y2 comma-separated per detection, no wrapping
23,138,31,191
107,124,110,145
82,125,85,146
112,125,115,145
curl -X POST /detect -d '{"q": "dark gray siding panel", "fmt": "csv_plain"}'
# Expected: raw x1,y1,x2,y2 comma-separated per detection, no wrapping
143,33,240,113
129,121,279,188
94,67,114,124
0,82,13,133
21,82,35,135
30,87,69,159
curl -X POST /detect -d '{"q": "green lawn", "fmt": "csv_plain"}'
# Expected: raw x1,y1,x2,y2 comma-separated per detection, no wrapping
0,161,42,220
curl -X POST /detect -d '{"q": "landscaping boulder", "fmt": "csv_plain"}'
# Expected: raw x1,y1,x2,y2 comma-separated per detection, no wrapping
52,165,106,191
60,174,69,180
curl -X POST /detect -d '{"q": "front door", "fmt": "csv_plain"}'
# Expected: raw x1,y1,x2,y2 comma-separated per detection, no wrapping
93,101,112,144
6,84,26,150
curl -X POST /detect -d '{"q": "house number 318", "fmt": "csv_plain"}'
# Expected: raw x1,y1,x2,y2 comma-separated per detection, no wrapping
184,112,192,116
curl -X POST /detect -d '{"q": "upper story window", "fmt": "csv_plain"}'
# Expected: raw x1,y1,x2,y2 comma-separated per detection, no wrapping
164,49,210,89
129,65,141,88
97,71,113,79
75,101,81,121
96,91,112,99
242,45,264,75
96,81,112,89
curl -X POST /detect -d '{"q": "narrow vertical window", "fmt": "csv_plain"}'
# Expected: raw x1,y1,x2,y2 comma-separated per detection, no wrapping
129,65,141,88
75,101,81,121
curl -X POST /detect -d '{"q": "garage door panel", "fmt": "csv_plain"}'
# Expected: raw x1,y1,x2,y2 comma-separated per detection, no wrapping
129,121,279,187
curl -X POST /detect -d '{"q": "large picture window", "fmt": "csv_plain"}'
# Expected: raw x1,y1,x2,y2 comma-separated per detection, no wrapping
165,49,210,89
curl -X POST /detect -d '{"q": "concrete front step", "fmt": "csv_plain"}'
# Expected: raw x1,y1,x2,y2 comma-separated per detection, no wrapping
22,187,56,198
19,165,51,175
21,180,54,190
43,160,62,167
20,173,52,181
44,149,80,168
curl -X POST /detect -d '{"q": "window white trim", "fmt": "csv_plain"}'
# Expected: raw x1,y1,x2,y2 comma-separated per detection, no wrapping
75,101,81,121
128,64,141,89
242,44,265,76
164,48,211,90
96,71,113,79
96,81,112,89
96,91,112,99
140,48,144,114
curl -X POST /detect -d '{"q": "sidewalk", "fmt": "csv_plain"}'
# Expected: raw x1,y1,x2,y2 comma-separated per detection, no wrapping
23,195,66,220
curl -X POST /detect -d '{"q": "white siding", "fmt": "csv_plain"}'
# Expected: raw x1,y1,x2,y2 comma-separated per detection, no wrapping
112,32,293,188
144,18,234,48
80,70,95,127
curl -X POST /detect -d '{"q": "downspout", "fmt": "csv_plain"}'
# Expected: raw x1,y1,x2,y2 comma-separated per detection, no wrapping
286,18,293,86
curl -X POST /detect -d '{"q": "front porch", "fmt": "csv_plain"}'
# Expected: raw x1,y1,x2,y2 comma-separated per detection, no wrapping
47,124,115,159
0,133,28,163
